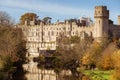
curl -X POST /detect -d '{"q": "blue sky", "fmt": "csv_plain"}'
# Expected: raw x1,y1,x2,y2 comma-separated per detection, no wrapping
0,0,120,24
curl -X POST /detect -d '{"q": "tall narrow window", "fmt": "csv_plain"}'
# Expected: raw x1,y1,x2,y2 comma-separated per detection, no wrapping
51,31,54,36
99,20,100,24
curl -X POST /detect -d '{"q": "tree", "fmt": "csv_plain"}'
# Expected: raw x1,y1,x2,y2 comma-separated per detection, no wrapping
99,53,113,70
20,12,38,25
35,35,92,80
55,35,93,79
82,42,100,69
0,12,27,79
111,50,120,80
70,36,80,43
82,40,108,70
0,11,14,26
35,56,45,69
98,43,116,70
43,17,52,24
0,26,27,62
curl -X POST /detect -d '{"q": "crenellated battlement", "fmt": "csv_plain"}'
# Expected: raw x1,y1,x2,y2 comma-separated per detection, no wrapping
18,21,94,29
94,6,109,19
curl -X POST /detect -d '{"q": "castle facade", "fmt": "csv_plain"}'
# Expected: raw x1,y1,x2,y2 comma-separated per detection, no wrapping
16,6,120,58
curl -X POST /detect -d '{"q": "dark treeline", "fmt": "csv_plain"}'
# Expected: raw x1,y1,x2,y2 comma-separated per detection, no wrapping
0,11,27,80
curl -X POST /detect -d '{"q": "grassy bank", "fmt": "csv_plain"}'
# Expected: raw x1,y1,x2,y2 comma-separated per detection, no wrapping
83,70,113,80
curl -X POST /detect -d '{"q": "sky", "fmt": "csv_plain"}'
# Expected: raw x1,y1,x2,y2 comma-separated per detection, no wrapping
0,0,120,24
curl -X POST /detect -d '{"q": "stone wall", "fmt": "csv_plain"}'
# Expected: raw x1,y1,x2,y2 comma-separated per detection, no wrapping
110,24,120,38
23,62,71,80
16,22,94,58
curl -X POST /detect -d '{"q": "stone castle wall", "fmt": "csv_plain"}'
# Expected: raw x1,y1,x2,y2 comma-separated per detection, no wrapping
16,5,120,58
17,22,94,57
110,24,120,38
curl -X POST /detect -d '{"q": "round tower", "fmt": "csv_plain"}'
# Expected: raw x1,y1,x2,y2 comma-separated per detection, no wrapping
118,15,120,25
93,6,109,41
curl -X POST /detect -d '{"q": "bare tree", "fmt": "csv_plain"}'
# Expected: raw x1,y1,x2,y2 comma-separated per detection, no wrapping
0,11,14,26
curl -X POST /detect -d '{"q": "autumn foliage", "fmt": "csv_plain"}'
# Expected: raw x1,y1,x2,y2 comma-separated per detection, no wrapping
0,11,27,79
111,50,120,80
20,13,38,25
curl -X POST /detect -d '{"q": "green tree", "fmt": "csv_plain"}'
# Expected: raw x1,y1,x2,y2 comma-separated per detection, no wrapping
43,17,52,24
70,36,80,43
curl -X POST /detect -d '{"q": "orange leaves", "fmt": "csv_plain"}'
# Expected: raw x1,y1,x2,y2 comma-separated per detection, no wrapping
111,50,120,80
20,13,37,25
112,50,120,69
82,53,90,65
100,53,113,70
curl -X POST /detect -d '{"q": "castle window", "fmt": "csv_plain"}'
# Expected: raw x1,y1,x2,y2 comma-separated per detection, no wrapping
51,31,54,36
57,32,59,35
68,27,69,30
99,20,100,24
98,11,100,14
95,11,97,15
90,32,92,36
102,11,104,14
48,31,50,36
76,31,78,35
36,33,37,36
36,29,39,31
43,32,45,36
32,32,34,36
63,27,66,30
73,32,74,35
39,32,41,36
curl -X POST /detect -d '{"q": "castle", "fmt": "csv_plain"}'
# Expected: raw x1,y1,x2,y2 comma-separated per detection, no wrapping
16,6,120,58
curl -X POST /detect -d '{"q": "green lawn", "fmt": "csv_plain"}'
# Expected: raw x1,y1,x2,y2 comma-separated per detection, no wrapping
83,70,113,80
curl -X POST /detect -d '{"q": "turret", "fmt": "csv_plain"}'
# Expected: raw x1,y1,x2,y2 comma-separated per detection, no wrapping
93,6,109,41
118,15,120,25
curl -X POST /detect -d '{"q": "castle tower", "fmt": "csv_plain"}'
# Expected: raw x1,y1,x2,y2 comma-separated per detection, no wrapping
93,6,109,41
118,15,120,25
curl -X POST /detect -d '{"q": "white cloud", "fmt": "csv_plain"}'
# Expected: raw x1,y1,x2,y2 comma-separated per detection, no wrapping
0,0,93,16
